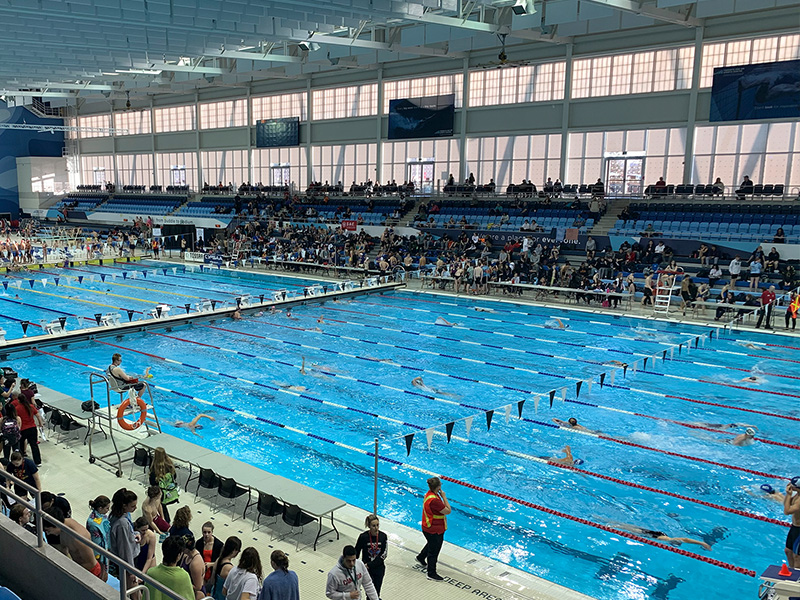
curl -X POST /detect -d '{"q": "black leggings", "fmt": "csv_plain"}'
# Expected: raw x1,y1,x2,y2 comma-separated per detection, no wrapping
2,438,19,461
19,427,41,465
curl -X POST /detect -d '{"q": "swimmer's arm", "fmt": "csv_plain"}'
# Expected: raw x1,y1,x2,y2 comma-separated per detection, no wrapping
673,537,711,551
552,419,566,426
785,488,800,515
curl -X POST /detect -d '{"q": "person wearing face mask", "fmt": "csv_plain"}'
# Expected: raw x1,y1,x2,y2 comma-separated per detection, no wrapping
354,514,388,597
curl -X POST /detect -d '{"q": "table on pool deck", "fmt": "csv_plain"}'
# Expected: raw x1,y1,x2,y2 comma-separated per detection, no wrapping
138,434,345,550
759,565,800,599
39,385,105,444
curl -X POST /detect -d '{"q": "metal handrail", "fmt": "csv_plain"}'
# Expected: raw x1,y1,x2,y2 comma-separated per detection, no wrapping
0,467,188,600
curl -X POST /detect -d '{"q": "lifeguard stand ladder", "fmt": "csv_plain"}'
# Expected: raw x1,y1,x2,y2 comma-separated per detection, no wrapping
653,271,683,316
87,373,162,477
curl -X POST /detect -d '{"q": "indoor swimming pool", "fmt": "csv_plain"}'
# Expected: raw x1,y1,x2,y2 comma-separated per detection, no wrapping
5,263,798,600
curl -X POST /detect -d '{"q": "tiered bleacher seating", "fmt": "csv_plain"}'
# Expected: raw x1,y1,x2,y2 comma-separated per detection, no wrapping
417,200,594,233
92,193,186,216
121,185,147,193
610,202,799,241
55,193,109,212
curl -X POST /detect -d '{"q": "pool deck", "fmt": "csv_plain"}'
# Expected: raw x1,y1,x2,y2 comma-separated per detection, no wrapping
39,421,595,600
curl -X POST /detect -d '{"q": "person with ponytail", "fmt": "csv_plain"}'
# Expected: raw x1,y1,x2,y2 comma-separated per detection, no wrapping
108,487,140,589
86,495,112,570
11,389,43,465
223,547,263,600
260,549,299,600
208,535,241,600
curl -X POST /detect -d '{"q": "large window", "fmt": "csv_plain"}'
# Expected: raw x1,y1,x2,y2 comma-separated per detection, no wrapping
114,110,152,136
154,105,196,133
384,73,464,113
692,122,799,187
200,150,248,187
571,47,694,99
382,139,460,190
78,115,112,139
155,152,198,189
310,144,377,187
80,155,114,185
700,34,800,88
199,99,247,130
252,147,306,189
465,134,561,189
311,84,378,121
468,62,565,107
566,128,686,186
116,154,154,187
252,92,307,123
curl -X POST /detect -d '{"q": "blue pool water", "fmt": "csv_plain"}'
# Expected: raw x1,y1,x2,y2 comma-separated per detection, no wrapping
5,262,798,600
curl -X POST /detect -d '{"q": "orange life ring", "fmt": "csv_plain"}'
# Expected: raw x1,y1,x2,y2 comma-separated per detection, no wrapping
117,396,147,431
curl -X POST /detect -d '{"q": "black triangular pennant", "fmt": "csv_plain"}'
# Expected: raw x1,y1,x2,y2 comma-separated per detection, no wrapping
404,433,414,456
184,303,191,314
517,399,525,418
94,313,102,325
323,285,328,294
486,410,494,431
281,291,287,300
122,272,128,279
236,297,242,307
623,365,628,378
303,288,309,297
643,357,649,370
695,337,699,348
58,316,66,329
38,264,43,270
100,274,106,282
576,380,582,398
127,310,134,322
445,422,455,442
28,279,34,288
78,276,83,284
549,390,556,408
678,344,682,354
156,306,162,317
709,330,714,340
600,373,606,387
2,281,7,290
21,321,29,335
662,349,667,360
259,294,264,303
211,300,217,310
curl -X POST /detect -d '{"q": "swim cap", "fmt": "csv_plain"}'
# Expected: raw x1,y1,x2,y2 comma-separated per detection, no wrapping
745,428,755,436
573,459,585,466
792,476,800,487
761,484,775,494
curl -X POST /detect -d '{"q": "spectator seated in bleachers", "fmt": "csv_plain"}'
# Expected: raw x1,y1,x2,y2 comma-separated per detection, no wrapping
735,175,754,199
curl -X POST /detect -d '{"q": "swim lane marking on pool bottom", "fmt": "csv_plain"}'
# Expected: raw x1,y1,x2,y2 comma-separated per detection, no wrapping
88,335,795,525
27,348,759,578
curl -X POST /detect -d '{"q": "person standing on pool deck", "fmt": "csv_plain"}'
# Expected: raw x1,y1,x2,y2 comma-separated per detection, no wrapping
416,477,451,581
784,478,800,568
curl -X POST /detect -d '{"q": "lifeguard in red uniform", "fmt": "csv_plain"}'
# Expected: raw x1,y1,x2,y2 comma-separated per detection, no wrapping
415,476,451,581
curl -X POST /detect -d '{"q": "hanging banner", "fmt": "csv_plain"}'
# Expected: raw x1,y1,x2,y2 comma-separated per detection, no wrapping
425,428,435,449
610,370,616,386
100,274,106,282
259,294,265,304
28,280,35,288
94,313,102,325
58,316,66,329
184,303,191,314
623,364,628,378
404,434,414,456
700,336,706,348
130,272,138,279
662,349,668,361
631,361,637,374
485,410,494,431
141,271,147,279
156,306,163,318
75,316,84,328
14,281,22,289
533,395,540,413
445,422,455,442
517,400,526,418
126,310,135,321
670,347,675,360
54,278,60,286
151,270,158,277
41,279,48,288
111,274,117,281
643,357,649,370
549,390,556,408
21,321,29,335
678,344,682,355
171,267,177,275
211,300,218,310
600,373,606,387
504,404,512,424
162,269,168,276
586,380,592,395
561,387,567,402
464,416,473,437
2,282,7,291
122,272,128,280
576,381,582,398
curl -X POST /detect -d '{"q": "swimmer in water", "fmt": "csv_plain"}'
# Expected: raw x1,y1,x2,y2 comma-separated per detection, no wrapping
275,382,307,392
544,445,582,466
740,375,765,384
695,422,757,431
411,376,458,398
474,307,496,313
614,524,712,550
232,308,242,321
604,360,628,368
748,483,784,504
544,318,568,330
731,428,757,446
552,418,591,433
174,414,214,436
738,341,772,351
435,316,457,327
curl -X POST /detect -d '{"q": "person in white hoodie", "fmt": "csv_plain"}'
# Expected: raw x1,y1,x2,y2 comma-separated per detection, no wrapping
325,545,379,600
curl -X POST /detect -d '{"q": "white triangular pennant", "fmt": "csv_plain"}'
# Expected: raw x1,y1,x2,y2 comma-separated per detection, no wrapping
464,416,473,437
587,380,592,395
14,281,22,289
111,274,117,281
151,269,158,277
75,316,84,328
504,404,512,424
171,267,177,275
561,387,567,402
425,428,435,449
610,369,616,385
41,278,48,287
534,395,540,413
670,347,675,360
631,361,637,374
701,335,706,348
130,271,137,279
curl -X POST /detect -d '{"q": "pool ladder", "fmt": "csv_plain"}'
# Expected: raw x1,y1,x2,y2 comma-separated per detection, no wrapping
87,373,162,477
